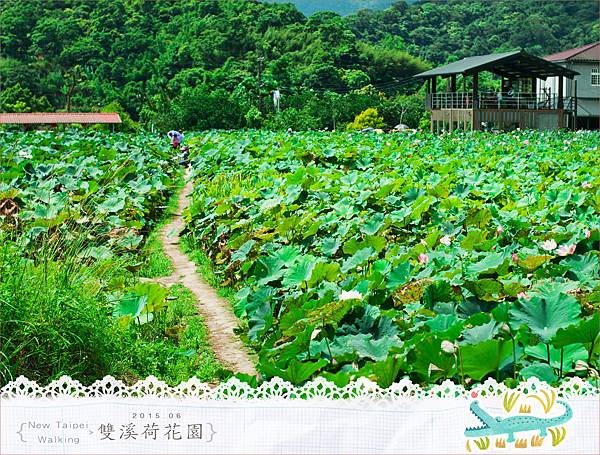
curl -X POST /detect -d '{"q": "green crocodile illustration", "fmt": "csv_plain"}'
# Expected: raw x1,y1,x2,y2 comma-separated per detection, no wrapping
464,399,572,443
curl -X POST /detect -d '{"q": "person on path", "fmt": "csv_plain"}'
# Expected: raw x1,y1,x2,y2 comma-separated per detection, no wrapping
167,130,184,149
179,145,190,168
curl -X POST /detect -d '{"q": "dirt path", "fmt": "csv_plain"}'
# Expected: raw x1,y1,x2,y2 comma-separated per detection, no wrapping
151,178,257,376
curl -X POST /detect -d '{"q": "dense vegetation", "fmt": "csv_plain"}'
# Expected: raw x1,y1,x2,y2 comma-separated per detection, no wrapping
183,130,599,387
0,131,224,386
1,0,597,131
348,0,599,63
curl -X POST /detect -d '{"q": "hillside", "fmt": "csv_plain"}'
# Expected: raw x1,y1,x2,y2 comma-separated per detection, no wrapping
0,0,597,130
346,0,599,63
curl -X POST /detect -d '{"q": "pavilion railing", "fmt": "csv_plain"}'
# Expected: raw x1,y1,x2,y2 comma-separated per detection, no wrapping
428,92,573,111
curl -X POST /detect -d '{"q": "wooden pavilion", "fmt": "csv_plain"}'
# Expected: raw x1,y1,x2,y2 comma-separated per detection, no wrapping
0,112,122,130
414,50,579,132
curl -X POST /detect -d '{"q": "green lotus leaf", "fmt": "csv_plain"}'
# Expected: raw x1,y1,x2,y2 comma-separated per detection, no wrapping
510,291,580,342
460,339,513,380
519,362,558,383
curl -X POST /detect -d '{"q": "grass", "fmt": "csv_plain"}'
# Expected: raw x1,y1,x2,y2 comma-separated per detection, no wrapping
0,234,227,385
139,232,174,278
0,232,134,385
180,237,238,304
0,170,229,385
112,284,228,384
138,174,185,279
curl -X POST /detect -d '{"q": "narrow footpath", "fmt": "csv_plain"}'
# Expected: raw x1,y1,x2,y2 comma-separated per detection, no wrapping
154,178,257,376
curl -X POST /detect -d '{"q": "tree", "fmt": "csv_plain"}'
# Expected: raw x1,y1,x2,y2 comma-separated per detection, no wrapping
0,84,52,112
346,107,385,130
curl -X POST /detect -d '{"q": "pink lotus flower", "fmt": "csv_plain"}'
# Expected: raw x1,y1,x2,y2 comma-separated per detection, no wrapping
418,253,429,264
582,181,593,189
517,292,530,300
523,139,529,145
439,235,451,246
512,253,519,263
556,244,576,256
496,225,504,236
541,239,557,251
584,229,591,239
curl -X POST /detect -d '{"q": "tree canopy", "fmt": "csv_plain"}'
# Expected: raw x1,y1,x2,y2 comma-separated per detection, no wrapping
0,0,596,130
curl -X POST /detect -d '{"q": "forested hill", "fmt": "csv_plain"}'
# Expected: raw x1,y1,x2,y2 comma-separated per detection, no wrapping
347,0,599,64
0,0,597,131
0,0,427,129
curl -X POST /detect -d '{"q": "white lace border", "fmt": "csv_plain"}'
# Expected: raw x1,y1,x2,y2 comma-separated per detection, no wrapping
1,375,598,400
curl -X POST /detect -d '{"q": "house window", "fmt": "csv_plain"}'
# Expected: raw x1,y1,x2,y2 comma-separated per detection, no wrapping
592,67,600,86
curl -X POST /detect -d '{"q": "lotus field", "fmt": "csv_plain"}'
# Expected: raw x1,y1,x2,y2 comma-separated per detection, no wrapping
0,131,176,252
184,130,600,387
0,129,598,388
0,131,224,385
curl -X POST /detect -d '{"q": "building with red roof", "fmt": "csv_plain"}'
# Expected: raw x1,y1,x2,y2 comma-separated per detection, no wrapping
0,112,122,129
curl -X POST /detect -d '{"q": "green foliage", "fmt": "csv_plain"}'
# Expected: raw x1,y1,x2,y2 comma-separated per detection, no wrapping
183,129,600,385
0,83,51,113
347,0,599,64
379,94,425,128
0,131,225,385
0,0,427,129
347,108,385,130
100,101,138,132
3,0,591,130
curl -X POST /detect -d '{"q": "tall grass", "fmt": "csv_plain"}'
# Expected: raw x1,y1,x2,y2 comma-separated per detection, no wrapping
0,228,128,385
0,226,226,386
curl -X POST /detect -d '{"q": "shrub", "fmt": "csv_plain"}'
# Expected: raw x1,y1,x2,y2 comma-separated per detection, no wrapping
346,107,385,130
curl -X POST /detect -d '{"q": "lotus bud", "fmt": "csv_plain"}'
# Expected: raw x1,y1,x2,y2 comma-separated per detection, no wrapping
441,340,456,354
499,323,511,334
584,229,591,239
418,253,429,264
428,363,443,376
512,253,519,263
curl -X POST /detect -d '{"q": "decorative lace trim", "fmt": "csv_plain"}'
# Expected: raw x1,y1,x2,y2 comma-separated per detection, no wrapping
2,376,598,400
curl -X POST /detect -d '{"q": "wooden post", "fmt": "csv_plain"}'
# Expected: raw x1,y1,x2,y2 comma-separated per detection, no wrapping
426,79,431,109
557,76,564,109
431,77,437,109
473,72,479,109
573,79,578,130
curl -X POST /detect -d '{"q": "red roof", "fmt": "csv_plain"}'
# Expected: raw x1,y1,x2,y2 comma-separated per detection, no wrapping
0,112,122,124
545,42,600,62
